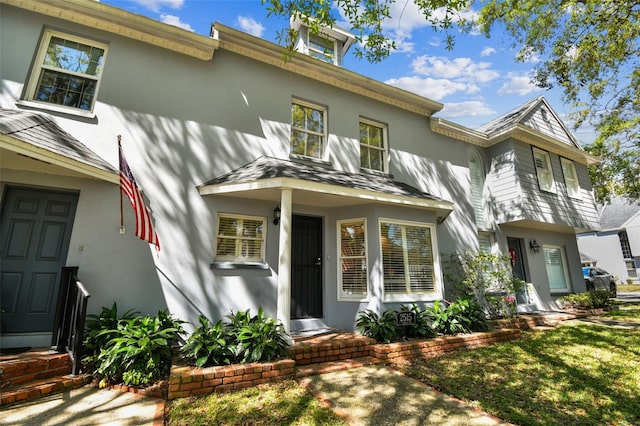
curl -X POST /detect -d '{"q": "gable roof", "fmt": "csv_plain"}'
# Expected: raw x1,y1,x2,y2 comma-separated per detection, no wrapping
198,156,453,221
0,108,118,182
598,197,640,230
430,96,599,166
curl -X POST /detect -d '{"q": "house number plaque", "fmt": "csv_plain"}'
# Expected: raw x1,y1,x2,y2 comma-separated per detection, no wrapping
396,311,416,326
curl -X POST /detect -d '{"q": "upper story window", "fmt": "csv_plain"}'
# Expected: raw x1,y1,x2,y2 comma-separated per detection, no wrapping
308,34,337,64
359,119,387,172
560,158,580,199
468,149,487,229
215,214,266,264
380,219,440,301
337,219,368,300
291,100,326,159
25,29,107,113
532,148,556,193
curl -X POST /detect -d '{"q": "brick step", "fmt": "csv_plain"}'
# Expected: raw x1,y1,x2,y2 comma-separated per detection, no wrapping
0,373,92,407
289,332,376,366
295,356,382,378
0,349,72,386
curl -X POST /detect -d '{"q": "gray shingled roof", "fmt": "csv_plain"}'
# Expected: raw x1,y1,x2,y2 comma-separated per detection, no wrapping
201,156,447,203
475,97,540,135
598,197,640,230
0,108,116,173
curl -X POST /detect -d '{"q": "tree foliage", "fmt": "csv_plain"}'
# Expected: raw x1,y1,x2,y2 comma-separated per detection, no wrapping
262,0,640,202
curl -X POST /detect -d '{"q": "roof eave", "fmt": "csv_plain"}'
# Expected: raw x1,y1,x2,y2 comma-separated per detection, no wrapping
4,0,219,61
0,133,119,184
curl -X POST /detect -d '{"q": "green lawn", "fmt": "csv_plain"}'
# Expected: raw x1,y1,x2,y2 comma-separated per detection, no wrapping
618,284,640,292
403,321,640,426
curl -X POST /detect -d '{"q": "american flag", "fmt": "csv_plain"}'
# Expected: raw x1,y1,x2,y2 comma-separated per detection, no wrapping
119,144,160,251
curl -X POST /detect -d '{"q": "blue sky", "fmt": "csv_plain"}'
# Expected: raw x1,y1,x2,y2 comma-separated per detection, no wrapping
101,0,596,144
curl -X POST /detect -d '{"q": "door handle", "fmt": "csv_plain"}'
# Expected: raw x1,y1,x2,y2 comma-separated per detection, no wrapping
314,257,322,266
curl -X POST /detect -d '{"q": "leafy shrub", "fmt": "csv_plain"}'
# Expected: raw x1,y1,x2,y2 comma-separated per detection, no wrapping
397,304,436,339
181,307,289,367
226,307,290,363
455,297,489,331
83,303,138,370
85,307,185,387
558,290,612,310
181,316,233,367
428,300,472,335
355,308,398,343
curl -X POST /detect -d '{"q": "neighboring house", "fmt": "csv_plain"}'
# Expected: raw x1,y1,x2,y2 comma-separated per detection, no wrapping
0,0,600,349
577,197,640,284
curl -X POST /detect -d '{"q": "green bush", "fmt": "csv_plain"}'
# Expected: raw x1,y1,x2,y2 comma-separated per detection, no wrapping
397,304,436,339
455,297,489,332
181,307,290,367
558,290,612,310
355,308,398,343
428,299,472,335
83,303,138,371
85,307,185,387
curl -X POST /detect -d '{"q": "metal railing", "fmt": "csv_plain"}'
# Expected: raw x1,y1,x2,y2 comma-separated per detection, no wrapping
51,266,90,376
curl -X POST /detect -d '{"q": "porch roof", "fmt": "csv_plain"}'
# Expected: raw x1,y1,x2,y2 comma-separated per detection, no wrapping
198,156,454,222
0,108,118,183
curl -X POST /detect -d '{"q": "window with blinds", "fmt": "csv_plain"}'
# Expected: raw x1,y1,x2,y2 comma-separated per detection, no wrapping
291,100,325,159
543,245,570,292
215,214,266,263
560,158,580,199
380,221,436,295
532,148,556,193
468,149,487,229
337,219,368,299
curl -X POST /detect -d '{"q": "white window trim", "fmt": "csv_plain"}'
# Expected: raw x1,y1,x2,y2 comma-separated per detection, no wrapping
543,244,571,293
337,218,369,301
290,98,327,160
560,158,581,199
23,29,108,116
307,33,338,65
359,117,388,173
214,213,267,265
379,218,442,303
532,147,556,193
468,149,488,229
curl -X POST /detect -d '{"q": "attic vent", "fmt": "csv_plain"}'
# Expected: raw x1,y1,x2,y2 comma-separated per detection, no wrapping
540,108,548,121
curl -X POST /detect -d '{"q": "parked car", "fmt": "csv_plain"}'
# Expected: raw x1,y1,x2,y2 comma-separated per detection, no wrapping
582,267,617,297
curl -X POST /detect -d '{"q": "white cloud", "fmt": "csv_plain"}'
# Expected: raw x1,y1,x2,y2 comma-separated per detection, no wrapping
497,73,543,96
439,101,495,118
411,56,499,84
130,0,183,13
385,76,478,100
237,16,265,38
481,47,496,57
160,14,193,31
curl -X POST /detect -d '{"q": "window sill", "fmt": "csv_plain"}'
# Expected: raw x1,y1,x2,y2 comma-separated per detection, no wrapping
210,262,269,270
359,168,394,179
16,100,97,121
289,154,332,168
383,292,440,303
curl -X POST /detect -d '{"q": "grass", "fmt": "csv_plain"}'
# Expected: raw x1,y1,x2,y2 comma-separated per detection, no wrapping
618,283,640,292
403,324,640,426
167,380,347,425
603,304,640,322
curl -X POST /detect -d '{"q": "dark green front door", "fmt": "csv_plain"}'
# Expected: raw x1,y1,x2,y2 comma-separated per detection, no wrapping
1,186,78,333
291,215,323,319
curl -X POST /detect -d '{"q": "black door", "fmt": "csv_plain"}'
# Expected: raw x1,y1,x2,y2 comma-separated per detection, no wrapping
291,215,323,319
507,237,529,304
1,187,78,333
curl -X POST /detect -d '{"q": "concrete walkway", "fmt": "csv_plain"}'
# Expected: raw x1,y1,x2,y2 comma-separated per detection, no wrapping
301,364,512,425
0,385,163,426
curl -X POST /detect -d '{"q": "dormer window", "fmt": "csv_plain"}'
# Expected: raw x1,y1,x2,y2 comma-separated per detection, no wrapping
308,33,337,64
290,16,355,67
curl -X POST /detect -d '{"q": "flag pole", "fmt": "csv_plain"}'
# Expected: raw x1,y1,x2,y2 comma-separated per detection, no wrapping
118,135,125,234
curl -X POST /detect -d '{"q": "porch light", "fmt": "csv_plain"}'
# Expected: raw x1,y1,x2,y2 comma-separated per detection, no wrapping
529,239,541,254
273,206,281,225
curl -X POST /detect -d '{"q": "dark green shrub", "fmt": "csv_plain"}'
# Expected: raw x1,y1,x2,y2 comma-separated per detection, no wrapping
225,307,290,363
558,290,612,310
83,303,138,369
456,297,489,331
89,308,185,387
181,315,233,367
429,300,472,335
397,304,436,339
355,308,397,343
